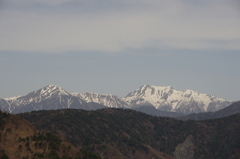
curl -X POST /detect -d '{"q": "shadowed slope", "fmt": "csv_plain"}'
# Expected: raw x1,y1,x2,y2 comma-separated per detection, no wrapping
19,108,240,159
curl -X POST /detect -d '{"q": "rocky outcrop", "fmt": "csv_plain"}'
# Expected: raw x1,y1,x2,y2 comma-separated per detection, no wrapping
174,135,194,159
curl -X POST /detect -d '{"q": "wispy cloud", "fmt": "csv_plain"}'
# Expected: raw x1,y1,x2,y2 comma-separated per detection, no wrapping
0,0,239,53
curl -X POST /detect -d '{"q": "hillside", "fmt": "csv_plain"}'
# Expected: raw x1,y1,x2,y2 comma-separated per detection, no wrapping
19,109,173,159
0,111,101,159
133,105,184,118
179,101,240,120
19,108,240,159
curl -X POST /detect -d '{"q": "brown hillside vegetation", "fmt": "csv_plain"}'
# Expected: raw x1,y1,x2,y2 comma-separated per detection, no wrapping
19,108,240,159
0,111,101,159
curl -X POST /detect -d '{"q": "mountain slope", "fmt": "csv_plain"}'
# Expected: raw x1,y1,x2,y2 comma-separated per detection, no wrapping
133,106,184,118
72,92,131,108
5,85,71,106
125,85,232,114
179,101,240,120
19,109,174,159
0,99,11,112
0,111,101,159
19,108,240,159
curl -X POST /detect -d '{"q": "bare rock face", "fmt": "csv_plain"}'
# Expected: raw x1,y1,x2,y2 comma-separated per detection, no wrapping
174,135,194,159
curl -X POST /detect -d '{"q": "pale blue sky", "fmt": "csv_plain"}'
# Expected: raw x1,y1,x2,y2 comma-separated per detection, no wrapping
0,0,239,101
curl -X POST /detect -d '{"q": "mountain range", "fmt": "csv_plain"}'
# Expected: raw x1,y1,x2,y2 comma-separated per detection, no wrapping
1,101,239,159
0,84,233,115
0,84,240,159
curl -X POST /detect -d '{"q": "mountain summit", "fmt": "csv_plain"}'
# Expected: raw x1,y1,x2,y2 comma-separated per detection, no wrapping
4,85,71,108
124,85,232,114
34,85,70,96
2,85,88,113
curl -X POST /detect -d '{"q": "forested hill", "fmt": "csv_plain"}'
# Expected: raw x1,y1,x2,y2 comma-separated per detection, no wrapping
19,108,240,159
0,111,101,159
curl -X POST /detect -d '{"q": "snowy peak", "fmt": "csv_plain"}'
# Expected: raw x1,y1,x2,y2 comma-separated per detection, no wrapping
22,85,72,104
124,85,232,114
36,85,70,97
2,85,73,113
0,84,233,115
2,85,91,113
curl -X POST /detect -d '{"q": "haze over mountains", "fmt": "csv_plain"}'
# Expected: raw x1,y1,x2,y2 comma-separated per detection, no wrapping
0,84,233,115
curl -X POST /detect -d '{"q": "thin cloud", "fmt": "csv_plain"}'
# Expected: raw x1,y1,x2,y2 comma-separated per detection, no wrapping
0,0,239,53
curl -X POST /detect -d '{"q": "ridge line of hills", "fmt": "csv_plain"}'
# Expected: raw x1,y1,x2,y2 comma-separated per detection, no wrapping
18,107,240,159
1,107,240,159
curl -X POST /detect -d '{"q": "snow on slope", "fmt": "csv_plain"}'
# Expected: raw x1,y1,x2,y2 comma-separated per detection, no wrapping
4,85,71,106
0,84,233,114
0,99,12,112
4,96,22,101
124,85,232,114
3,85,86,113
72,92,131,108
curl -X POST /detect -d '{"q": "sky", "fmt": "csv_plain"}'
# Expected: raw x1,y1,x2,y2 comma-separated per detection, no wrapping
0,0,239,101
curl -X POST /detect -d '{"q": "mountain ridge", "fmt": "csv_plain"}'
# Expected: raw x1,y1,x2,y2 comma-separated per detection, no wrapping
125,85,232,114
72,92,131,108
0,84,233,114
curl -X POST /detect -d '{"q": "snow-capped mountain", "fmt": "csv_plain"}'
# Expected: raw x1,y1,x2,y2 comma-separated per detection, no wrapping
72,92,131,108
124,85,232,114
5,85,70,106
0,84,233,115
3,85,90,113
